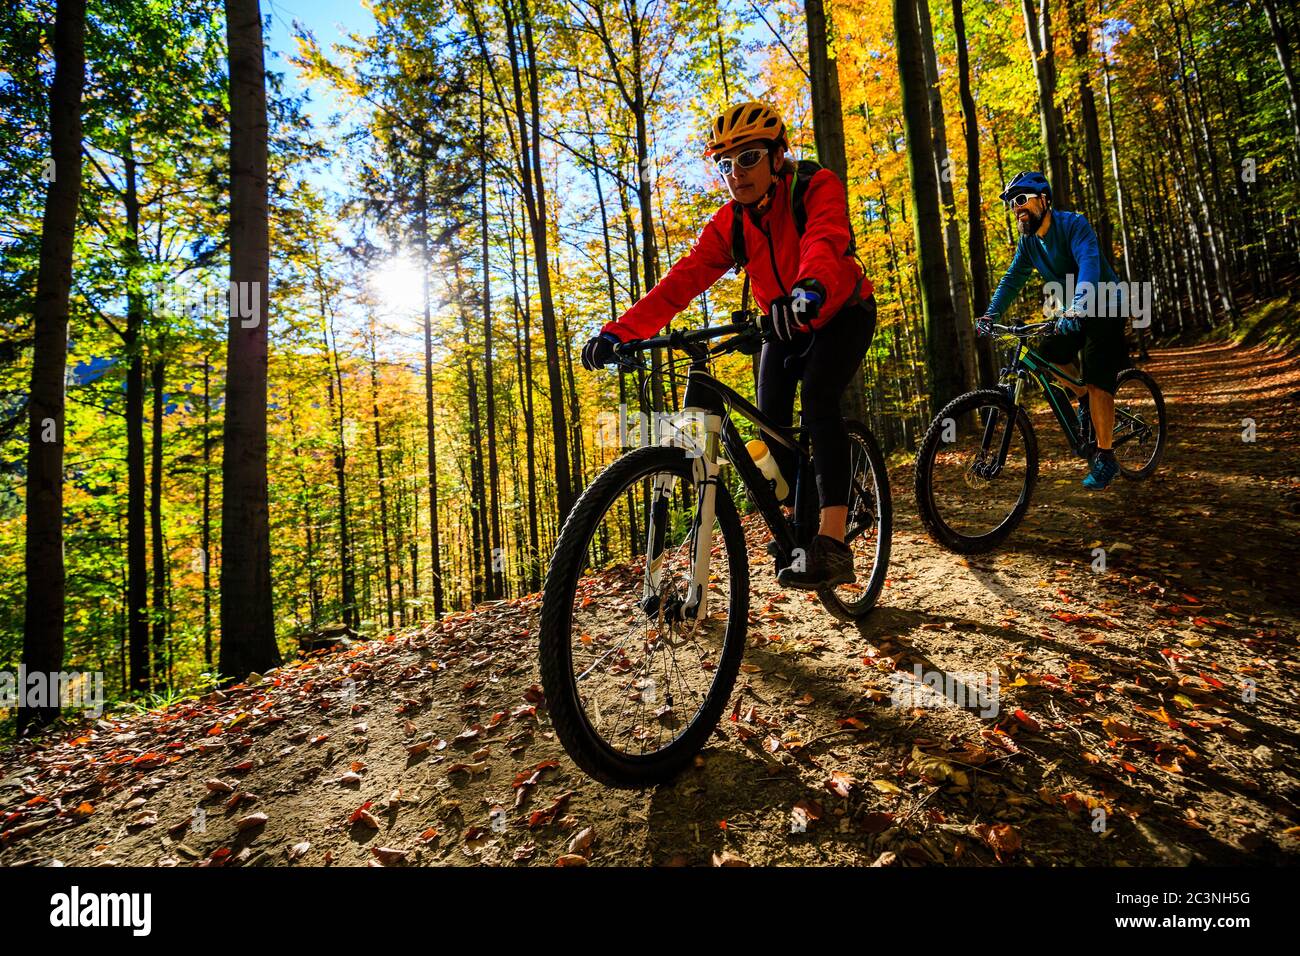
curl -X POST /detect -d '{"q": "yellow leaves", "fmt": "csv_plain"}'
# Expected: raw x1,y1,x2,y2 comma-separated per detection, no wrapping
1134,704,1179,729
907,745,969,787
1101,717,1144,741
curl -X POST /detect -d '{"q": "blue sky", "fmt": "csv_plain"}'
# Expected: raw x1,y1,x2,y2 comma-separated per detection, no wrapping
263,0,376,194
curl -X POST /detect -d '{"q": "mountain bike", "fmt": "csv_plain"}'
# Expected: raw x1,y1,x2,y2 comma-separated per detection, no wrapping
539,314,891,787
913,318,1166,554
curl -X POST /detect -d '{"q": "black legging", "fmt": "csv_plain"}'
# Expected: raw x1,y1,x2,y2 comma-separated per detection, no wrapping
757,295,876,509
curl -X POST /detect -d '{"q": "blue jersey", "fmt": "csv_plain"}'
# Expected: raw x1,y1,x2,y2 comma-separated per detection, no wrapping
986,210,1120,320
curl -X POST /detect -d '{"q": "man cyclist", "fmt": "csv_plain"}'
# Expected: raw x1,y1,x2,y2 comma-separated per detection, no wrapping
978,171,1130,490
580,101,876,589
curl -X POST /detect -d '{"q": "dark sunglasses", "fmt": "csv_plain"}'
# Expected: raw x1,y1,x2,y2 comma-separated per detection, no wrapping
715,146,768,177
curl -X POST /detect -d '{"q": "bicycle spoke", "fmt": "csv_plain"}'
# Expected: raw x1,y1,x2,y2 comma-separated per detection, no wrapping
565,463,734,759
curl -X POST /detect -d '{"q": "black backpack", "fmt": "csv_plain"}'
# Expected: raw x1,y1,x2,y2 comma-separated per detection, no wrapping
729,158,861,308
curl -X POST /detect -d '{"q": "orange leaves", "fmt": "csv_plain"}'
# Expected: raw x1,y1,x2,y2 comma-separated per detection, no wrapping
130,752,171,769
527,791,574,828
349,800,380,830
825,771,856,798
1100,717,1144,742
1134,704,1180,729
1010,709,1041,733
1051,611,1116,629
971,823,1021,861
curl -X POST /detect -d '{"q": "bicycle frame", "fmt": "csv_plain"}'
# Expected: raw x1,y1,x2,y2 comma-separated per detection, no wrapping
1009,342,1093,456
977,329,1153,470
629,326,820,624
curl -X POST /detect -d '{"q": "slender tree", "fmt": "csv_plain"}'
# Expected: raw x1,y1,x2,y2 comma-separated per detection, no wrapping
220,0,280,680
20,0,86,735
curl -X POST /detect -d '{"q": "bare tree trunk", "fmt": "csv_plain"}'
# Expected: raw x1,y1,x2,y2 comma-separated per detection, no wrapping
286,403,320,629
124,142,149,694
149,355,167,690
1021,0,1071,207
952,0,995,386
806,0,868,422
20,0,85,735
1068,0,1113,256
895,0,964,413
201,354,214,663
418,157,444,619
917,0,976,389
479,71,503,600
476,0,574,522
1261,0,1300,164
220,0,280,681
367,324,395,630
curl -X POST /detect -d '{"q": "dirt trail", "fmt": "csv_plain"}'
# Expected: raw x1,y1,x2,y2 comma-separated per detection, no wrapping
2,340,1297,867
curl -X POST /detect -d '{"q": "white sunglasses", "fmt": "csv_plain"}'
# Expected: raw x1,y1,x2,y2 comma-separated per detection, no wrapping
714,146,769,177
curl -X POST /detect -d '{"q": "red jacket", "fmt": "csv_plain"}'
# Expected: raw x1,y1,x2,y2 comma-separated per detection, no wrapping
601,167,871,342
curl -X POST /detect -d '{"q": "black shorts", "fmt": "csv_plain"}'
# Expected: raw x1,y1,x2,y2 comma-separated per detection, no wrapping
1037,316,1130,394
757,295,876,508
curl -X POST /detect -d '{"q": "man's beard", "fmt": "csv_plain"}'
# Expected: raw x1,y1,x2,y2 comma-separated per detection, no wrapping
1016,209,1044,235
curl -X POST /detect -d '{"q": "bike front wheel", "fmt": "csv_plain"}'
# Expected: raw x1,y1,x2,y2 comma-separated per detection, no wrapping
914,389,1040,554
539,445,750,788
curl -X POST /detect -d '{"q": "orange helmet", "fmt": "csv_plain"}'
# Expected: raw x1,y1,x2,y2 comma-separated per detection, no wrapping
704,101,786,157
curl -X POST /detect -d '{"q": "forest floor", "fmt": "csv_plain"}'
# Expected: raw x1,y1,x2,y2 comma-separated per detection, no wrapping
2,338,1298,867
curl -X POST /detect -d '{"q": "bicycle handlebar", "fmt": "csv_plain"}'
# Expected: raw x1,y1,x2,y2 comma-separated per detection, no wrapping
981,319,1059,338
609,313,762,371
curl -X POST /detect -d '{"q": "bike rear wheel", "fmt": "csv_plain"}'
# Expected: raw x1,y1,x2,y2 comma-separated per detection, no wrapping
818,420,892,622
1112,367,1167,480
539,445,749,788
914,389,1040,554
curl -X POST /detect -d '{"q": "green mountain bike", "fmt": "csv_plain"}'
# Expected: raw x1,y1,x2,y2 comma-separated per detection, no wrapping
539,315,891,787
914,318,1166,554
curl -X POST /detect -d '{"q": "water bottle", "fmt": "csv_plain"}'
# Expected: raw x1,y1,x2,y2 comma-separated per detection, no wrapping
746,439,789,502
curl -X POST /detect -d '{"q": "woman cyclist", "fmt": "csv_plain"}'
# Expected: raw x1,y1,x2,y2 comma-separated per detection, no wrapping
580,101,876,590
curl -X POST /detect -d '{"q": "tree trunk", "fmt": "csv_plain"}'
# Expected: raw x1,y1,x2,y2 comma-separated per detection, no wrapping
491,0,574,522
479,72,503,600
20,0,85,735
124,142,149,695
806,0,868,422
418,156,444,620
917,0,977,389
1261,0,1300,164
952,0,996,386
1021,0,1070,207
1068,0,1113,257
201,355,213,663
894,0,964,414
220,0,280,681
150,355,167,691
368,325,395,630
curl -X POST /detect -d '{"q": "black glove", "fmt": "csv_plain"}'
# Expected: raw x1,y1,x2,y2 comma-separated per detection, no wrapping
581,331,621,371
761,281,823,342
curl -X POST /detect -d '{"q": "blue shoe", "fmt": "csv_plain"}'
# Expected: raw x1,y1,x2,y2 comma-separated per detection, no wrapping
1082,451,1119,490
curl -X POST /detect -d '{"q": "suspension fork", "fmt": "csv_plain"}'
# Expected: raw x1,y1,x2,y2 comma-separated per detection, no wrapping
978,378,1024,478
640,408,722,623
